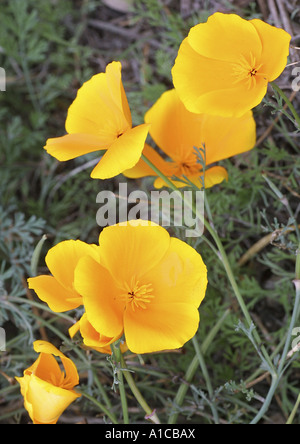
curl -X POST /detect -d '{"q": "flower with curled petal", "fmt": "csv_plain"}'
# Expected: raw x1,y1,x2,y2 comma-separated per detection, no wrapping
16,341,81,424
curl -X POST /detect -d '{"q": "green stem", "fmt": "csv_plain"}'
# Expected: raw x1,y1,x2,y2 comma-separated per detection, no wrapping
192,336,219,423
250,282,300,424
30,234,48,277
250,375,278,424
117,370,128,424
119,353,161,424
141,154,183,196
141,153,275,373
80,391,118,424
278,283,300,375
111,342,129,424
296,245,300,281
262,174,300,242
271,82,300,129
203,197,275,373
168,309,230,424
286,392,300,424
19,34,41,114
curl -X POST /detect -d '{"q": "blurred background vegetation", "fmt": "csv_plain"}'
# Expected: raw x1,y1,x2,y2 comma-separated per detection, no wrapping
0,0,299,424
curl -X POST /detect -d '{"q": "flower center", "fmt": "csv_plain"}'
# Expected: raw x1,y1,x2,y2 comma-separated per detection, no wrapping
120,277,154,311
171,154,200,178
178,161,200,176
232,53,265,89
47,369,75,390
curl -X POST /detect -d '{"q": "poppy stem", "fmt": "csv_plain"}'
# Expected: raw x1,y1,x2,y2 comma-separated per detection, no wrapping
30,234,48,277
203,197,276,374
79,391,118,424
192,336,219,423
111,342,129,424
141,153,275,374
119,353,161,424
296,244,300,281
168,309,230,424
250,281,300,424
286,392,300,424
271,82,300,129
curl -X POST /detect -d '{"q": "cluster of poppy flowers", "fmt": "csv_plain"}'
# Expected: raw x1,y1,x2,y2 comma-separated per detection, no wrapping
16,13,291,424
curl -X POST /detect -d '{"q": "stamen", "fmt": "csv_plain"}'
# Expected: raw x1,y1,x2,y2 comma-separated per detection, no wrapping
170,153,200,178
232,52,265,89
120,277,154,311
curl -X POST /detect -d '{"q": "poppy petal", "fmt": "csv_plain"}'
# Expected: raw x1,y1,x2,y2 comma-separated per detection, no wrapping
172,38,233,115
250,19,291,82
145,89,204,161
24,375,80,424
27,353,62,383
66,62,131,138
33,340,64,358
45,240,100,291
190,80,268,117
73,256,124,338
201,111,256,165
69,320,81,339
203,166,228,188
106,61,132,127
153,166,228,189
124,302,200,354
188,12,262,63
27,275,81,312
44,133,109,162
98,221,171,286
123,143,172,179
141,237,207,307
32,341,80,389
90,123,150,179
79,313,122,354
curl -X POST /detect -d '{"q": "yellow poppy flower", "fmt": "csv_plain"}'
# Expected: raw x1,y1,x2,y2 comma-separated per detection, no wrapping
44,61,150,179
69,314,128,355
172,13,291,117
73,220,208,354
124,89,256,188
16,341,81,424
28,240,100,312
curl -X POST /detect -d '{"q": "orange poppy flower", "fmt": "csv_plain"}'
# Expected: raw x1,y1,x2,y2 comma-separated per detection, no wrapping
44,62,150,179
16,341,81,424
27,240,100,312
73,220,208,354
123,89,256,188
172,13,291,117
